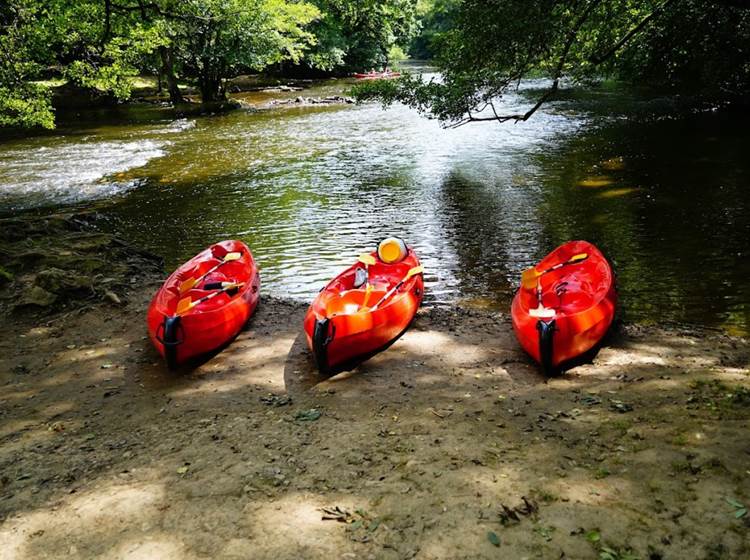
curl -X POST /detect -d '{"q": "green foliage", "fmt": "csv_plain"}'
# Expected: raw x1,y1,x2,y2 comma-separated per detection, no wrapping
356,0,750,125
173,0,320,100
65,23,169,100
409,0,459,59
0,0,54,128
306,0,418,72
1,0,320,127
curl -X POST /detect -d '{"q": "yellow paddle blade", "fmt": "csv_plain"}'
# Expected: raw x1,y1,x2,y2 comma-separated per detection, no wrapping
177,252,242,293
407,265,424,278
520,252,589,290
175,297,193,315
358,253,376,266
521,267,540,290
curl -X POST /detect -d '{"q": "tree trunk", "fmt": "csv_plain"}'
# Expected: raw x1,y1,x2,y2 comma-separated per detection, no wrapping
159,46,184,104
199,64,224,103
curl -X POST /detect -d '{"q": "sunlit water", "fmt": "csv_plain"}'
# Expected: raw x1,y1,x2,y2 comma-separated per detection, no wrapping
1,70,748,335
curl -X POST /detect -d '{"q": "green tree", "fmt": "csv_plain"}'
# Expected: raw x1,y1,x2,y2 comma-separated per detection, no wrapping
0,1,54,128
355,0,750,126
1,0,319,128
304,0,418,72
408,0,459,60
170,0,319,101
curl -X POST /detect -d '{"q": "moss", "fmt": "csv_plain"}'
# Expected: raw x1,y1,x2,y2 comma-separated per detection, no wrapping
0,266,13,286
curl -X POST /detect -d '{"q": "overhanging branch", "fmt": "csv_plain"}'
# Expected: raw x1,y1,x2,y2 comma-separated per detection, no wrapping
589,0,677,65
453,0,604,127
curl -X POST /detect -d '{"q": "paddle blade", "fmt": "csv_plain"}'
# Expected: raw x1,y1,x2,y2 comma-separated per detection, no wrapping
178,276,199,294
358,254,376,266
569,252,588,263
407,265,424,278
175,297,193,315
521,267,540,290
223,252,242,262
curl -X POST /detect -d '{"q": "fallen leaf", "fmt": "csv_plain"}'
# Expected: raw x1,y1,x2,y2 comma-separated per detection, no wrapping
295,409,322,422
177,466,189,475
585,530,601,543
487,531,500,546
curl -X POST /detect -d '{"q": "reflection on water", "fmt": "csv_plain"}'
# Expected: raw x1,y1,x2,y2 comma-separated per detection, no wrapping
0,74,748,335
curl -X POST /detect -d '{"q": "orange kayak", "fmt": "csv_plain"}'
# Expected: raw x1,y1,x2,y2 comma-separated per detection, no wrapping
147,240,260,368
303,247,424,375
511,240,616,375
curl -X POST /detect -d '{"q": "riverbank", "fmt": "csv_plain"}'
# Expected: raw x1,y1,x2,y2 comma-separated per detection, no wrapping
1,216,748,559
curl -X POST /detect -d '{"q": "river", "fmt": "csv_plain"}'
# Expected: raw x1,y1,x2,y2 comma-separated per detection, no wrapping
1,68,748,335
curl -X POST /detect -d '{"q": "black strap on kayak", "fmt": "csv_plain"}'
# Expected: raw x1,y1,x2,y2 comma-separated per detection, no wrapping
537,319,556,376
157,315,184,370
312,318,334,375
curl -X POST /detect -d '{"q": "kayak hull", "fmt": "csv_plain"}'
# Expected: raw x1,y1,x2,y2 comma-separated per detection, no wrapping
511,240,616,375
304,248,423,375
147,240,260,368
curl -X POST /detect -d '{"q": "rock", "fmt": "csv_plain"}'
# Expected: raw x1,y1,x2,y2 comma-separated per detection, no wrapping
35,267,92,295
103,290,122,305
21,285,58,307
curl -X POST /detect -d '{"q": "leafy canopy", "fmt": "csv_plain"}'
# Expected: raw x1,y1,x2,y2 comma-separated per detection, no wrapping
356,0,750,126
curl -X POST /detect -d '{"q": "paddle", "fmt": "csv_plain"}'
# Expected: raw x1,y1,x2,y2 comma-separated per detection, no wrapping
174,282,244,316
178,251,242,293
369,265,423,311
358,253,376,309
521,252,588,291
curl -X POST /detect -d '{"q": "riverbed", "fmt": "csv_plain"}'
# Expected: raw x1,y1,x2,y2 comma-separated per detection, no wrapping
1,70,748,334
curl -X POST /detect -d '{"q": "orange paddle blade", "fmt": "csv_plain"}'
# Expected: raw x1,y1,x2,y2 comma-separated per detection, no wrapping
175,297,193,315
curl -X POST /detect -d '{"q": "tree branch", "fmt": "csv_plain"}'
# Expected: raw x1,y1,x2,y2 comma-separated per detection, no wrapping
454,0,604,127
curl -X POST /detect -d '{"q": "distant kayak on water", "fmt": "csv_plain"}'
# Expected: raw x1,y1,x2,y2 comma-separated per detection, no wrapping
353,70,402,80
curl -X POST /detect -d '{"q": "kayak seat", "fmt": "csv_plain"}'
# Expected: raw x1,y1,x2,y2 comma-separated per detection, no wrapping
326,288,388,316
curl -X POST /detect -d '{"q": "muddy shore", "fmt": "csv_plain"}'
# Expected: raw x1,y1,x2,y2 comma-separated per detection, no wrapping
1,215,748,559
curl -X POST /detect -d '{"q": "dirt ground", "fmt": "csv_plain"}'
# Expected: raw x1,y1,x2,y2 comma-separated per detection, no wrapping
1,268,749,560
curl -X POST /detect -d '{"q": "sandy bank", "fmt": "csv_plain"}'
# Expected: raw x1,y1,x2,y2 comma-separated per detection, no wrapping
1,216,749,559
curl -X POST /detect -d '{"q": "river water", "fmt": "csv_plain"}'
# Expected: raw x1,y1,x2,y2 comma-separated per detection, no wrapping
1,70,748,335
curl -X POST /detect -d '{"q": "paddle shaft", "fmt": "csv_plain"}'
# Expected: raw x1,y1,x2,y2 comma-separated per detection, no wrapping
180,251,242,293
370,266,423,311
538,255,585,277
177,282,244,315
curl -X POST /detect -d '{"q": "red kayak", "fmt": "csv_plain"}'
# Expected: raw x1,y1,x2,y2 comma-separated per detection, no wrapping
147,240,260,368
511,240,616,375
303,240,424,375
353,71,401,80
